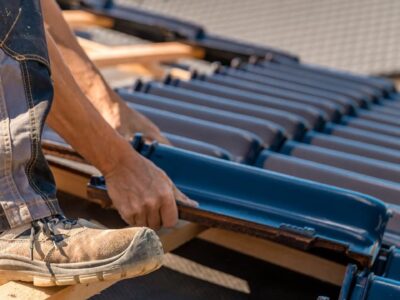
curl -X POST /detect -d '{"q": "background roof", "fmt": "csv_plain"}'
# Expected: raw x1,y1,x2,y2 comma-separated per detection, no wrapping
116,0,400,76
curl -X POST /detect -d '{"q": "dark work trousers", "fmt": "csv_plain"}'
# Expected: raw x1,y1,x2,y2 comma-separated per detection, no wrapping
0,0,63,230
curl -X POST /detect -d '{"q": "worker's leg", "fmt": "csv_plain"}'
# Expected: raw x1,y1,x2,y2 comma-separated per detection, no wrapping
0,0,63,230
0,1,163,286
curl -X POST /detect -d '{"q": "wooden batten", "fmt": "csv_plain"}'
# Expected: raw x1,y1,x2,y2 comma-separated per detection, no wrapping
63,10,114,29
168,68,192,81
85,42,204,67
76,37,110,54
200,229,346,286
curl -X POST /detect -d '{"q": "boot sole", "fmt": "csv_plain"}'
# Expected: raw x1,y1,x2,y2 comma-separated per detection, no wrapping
0,228,164,287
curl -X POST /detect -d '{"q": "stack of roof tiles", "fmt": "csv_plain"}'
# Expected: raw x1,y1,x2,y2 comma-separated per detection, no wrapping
48,1,400,298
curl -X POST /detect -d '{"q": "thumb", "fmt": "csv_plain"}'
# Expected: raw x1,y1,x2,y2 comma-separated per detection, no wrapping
173,185,198,207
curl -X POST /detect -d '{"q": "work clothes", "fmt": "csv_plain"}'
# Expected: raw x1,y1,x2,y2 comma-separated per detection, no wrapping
0,0,63,230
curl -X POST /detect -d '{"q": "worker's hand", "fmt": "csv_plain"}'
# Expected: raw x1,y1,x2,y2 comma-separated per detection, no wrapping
104,142,197,230
108,100,171,145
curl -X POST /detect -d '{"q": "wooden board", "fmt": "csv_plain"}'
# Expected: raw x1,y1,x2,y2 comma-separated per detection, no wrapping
65,11,204,78
392,77,400,89
85,42,204,67
200,228,346,286
63,10,114,29
76,37,110,53
76,35,203,78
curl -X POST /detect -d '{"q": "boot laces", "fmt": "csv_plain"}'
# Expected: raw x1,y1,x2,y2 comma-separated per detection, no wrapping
29,216,77,260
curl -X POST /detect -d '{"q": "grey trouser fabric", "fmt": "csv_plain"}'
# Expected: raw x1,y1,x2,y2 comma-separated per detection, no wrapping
0,0,63,230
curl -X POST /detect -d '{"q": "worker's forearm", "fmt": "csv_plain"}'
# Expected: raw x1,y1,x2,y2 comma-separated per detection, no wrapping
45,30,137,175
41,0,124,127
44,31,187,228
41,0,169,144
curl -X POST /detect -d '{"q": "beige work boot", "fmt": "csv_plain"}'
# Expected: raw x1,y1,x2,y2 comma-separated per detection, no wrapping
0,216,163,287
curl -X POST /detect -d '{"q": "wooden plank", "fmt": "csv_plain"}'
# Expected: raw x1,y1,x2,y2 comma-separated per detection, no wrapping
51,163,92,200
117,63,166,80
199,228,347,286
76,37,110,53
158,221,206,253
76,37,202,78
86,42,204,67
168,68,192,81
63,10,114,29
65,11,205,65
392,77,400,89
163,253,250,294
0,281,116,300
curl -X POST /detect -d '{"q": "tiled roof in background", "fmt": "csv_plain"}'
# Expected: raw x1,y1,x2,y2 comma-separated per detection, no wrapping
116,0,400,76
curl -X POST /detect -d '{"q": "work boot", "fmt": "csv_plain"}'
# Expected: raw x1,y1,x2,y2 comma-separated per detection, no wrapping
0,216,163,286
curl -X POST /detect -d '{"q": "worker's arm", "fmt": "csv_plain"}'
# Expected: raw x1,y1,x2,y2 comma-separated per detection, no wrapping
41,0,169,144
45,30,196,229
